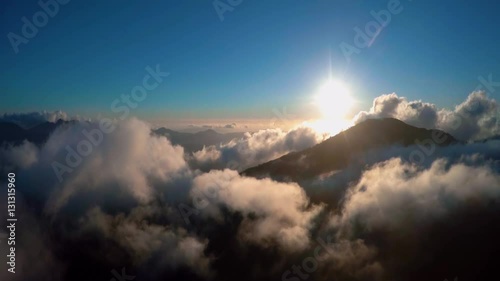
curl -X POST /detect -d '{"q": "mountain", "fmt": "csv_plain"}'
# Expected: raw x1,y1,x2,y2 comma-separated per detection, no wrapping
153,128,245,153
242,118,458,181
0,122,26,144
0,119,68,146
475,135,500,143
0,120,245,152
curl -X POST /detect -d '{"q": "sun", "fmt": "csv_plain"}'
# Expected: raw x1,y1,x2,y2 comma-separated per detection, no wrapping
314,80,354,120
309,80,354,135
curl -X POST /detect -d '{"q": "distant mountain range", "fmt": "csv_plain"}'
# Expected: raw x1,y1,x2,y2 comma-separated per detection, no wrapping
152,128,245,153
6,118,498,179
0,119,69,146
242,118,459,181
0,120,245,153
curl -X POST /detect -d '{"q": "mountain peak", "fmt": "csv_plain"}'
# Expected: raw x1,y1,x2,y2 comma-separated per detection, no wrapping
242,118,457,181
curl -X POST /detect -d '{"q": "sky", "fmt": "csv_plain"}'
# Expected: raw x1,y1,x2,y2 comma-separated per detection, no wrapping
1,0,500,125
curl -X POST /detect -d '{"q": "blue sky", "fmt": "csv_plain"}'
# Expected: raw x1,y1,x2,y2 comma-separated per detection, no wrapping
1,0,499,123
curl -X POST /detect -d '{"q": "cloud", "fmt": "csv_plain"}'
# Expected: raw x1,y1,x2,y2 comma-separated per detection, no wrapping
325,157,500,280
0,110,71,128
224,123,237,129
332,158,500,232
188,123,238,129
4,118,209,280
191,169,323,252
79,207,213,277
0,194,64,281
28,118,190,213
0,140,38,174
3,115,500,280
354,91,500,140
301,138,500,211
191,126,324,171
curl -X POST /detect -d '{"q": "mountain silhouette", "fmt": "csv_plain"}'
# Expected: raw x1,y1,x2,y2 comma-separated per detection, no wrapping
0,119,69,146
242,118,458,181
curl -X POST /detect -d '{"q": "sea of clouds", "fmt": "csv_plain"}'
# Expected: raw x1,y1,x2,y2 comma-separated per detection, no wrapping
0,91,499,281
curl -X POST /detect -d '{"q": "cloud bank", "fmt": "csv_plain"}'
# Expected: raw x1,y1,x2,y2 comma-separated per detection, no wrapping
1,91,500,280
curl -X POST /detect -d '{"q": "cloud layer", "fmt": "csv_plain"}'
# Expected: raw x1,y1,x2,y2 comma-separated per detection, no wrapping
2,91,500,280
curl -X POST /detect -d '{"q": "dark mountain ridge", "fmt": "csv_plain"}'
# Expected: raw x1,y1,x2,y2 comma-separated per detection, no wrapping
0,119,69,146
242,118,458,181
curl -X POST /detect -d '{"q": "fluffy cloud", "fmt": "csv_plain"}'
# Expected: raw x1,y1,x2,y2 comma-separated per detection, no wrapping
30,118,189,213
354,91,499,140
191,126,324,171
3,118,325,280
4,118,208,280
79,207,213,277
325,158,500,280
0,140,38,174
191,169,323,252
332,158,500,232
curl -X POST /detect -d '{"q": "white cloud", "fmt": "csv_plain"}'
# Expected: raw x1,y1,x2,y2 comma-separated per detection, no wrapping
354,91,499,140
191,126,324,171
23,118,189,213
191,169,323,252
0,140,38,173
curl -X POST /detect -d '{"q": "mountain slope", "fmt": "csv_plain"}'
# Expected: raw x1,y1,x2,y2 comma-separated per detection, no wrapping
242,118,458,181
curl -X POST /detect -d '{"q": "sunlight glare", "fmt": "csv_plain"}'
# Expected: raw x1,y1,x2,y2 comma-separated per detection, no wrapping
310,80,354,135
314,80,354,120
